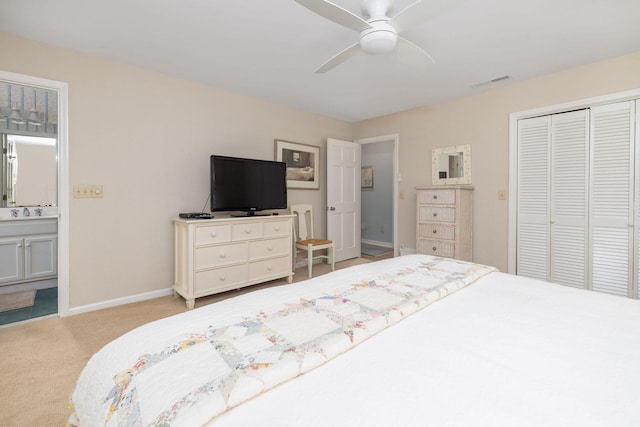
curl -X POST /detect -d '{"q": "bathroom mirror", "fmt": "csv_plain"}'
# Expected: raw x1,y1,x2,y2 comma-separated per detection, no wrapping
1,81,58,208
431,144,471,185
1,134,57,207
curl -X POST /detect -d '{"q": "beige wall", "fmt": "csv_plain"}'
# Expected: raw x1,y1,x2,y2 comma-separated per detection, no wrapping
3,30,640,309
0,32,353,308
354,51,640,271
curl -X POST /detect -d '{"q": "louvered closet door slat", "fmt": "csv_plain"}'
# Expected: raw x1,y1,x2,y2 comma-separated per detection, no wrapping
590,101,635,297
517,116,550,280
550,110,589,289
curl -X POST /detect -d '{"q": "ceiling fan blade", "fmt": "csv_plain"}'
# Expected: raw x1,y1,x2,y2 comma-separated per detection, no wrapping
295,0,372,32
314,43,361,74
396,37,435,67
390,0,464,33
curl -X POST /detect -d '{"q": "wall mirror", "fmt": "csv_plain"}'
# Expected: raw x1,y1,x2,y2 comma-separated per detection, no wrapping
431,144,471,185
1,135,57,207
1,81,58,208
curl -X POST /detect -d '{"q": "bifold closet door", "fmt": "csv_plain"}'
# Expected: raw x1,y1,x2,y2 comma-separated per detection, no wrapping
517,110,589,287
550,110,589,289
589,101,635,297
516,116,550,281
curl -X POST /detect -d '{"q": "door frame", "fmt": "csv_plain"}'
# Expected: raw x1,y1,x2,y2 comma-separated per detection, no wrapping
0,70,69,317
356,134,399,257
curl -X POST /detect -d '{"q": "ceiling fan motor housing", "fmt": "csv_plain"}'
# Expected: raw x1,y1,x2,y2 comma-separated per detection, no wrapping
360,21,397,54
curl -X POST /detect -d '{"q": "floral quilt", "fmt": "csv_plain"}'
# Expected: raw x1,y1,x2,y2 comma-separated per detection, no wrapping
68,255,497,426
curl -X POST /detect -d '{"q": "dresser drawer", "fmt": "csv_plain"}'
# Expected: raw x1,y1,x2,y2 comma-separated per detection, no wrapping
195,224,231,245
249,256,291,281
417,239,455,258
195,242,247,269
263,220,291,238
195,264,248,294
249,237,290,260
418,223,455,241
417,189,456,205
418,206,456,223
232,222,263,241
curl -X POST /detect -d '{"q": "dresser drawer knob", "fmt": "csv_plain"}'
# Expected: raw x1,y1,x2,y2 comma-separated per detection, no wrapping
432,246,437,251
274,226,280,231
268,246,273,251
267,266,273,271
219,275,226,281
433,229,437,234
433,195,438,200
433,212,438,217
210,232,217,237
219,252,226,259
245,229,251,234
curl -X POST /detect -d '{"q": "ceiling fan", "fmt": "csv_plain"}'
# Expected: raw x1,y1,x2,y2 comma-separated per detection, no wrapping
295,0,462,73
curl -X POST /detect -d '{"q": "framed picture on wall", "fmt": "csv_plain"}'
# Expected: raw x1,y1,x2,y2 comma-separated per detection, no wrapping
361,166,374,189
275,139,320,189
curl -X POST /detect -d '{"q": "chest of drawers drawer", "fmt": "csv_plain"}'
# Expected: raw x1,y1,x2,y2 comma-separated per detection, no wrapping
418,206,456,223
418,223,455,241
263,220,290,238
417,239,455,258
249,256,291,281
417,189,456,205
232,222,263,241
195,224,231,245
249,237,290,260
195,264,248,294
195,242,247,269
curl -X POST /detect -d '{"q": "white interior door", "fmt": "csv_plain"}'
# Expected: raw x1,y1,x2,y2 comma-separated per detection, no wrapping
327,138,360,262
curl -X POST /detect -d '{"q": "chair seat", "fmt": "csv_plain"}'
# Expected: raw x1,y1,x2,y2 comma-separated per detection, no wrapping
297,238,332,246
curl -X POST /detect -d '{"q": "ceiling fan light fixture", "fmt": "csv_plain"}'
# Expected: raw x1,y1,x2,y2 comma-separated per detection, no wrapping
360,27,397,54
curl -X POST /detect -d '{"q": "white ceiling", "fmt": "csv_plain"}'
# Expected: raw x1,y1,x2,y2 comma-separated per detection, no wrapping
1,0,639,122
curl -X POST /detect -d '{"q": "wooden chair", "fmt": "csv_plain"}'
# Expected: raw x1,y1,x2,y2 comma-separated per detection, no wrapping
290,204,335,278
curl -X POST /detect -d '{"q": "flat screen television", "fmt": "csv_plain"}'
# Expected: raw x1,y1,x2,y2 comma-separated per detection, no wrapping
210,155,287,216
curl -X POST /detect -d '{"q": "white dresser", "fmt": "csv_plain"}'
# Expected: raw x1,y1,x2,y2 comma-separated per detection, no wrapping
173,214,294,309
415,185,473,261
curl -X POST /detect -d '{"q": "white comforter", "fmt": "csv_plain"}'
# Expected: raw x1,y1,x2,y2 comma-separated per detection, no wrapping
69,255,640,426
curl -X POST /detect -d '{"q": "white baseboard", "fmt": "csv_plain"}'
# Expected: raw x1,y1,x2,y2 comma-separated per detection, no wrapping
361,239,393,248
68,287,174,316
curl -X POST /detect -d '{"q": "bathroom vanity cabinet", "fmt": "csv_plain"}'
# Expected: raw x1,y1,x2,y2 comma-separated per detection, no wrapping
0,217,58,285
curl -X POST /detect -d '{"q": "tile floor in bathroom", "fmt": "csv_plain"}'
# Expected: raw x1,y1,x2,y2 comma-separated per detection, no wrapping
0,288,58,326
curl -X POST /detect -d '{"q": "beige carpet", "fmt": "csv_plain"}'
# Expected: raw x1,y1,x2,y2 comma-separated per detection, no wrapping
0,257,371,427
0,290,36,313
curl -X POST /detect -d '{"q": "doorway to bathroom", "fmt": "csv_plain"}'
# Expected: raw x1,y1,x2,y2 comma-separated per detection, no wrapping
0,71,69,326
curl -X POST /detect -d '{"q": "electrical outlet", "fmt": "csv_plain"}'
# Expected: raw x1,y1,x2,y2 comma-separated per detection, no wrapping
399,191,404,200
498,190,506,200
74,185,103,198
380,225,384,233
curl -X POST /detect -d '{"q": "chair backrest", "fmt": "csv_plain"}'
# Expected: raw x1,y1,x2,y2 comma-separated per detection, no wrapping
290,204,314,241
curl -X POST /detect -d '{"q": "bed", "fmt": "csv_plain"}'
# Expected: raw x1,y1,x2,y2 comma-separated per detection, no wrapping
68,255,640,426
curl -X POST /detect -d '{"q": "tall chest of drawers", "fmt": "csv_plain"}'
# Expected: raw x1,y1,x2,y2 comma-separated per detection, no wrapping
174,214,294,309
415,185,473,261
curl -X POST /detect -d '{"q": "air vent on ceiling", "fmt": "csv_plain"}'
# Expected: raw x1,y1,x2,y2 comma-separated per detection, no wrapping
470,75,511,89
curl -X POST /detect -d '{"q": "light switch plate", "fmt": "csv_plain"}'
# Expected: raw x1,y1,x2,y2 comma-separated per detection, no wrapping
74,185,103,198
